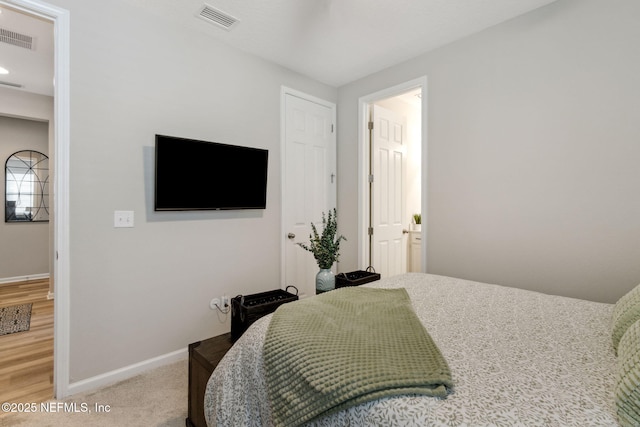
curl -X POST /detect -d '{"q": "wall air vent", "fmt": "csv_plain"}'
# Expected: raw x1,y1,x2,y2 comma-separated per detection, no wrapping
197,4,239,31
0,28,34,50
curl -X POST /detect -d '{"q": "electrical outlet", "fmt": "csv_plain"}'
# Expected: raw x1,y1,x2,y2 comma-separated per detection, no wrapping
209,298,220,310
221,295,230,308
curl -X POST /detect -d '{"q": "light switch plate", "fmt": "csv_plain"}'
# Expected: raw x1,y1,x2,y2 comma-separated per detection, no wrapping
114,210,134,228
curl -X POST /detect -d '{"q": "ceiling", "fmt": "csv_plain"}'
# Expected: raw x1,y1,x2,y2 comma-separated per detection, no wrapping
0,5,53,96
0,0,559,96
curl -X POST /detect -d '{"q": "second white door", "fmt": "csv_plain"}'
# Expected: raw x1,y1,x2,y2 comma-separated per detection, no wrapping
371,104,407,278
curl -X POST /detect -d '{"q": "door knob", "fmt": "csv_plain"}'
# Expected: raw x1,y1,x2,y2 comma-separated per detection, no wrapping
287,233,296,239
402,229,409,234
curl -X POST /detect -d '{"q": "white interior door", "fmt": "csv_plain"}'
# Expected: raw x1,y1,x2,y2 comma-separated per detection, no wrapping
282,90,336,298
371,104,407,278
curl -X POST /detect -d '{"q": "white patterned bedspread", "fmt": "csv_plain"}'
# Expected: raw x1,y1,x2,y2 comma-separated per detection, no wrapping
204,273,618,426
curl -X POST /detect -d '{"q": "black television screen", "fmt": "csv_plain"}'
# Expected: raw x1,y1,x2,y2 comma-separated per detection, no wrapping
154,135,268,211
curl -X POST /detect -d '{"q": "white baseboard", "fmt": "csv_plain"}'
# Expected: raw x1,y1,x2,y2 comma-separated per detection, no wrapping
0,273,50,285
66,347,188,397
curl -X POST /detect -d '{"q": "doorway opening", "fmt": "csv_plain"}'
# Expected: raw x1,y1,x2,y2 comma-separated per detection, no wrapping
0,3,54,405
358,77,427,278
1,0,71,400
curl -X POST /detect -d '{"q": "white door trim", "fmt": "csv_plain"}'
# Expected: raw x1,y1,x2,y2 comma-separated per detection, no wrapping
280,86,337,290
2,0,71,398
358,77,428,272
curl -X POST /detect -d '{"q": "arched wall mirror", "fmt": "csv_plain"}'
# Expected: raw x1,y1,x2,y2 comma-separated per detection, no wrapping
5,150,49,223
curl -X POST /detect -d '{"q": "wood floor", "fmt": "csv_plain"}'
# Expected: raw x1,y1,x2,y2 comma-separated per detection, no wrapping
0,279,53,404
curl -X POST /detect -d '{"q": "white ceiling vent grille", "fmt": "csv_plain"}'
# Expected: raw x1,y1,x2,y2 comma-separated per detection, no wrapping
197,4,239,31
0,28,34,50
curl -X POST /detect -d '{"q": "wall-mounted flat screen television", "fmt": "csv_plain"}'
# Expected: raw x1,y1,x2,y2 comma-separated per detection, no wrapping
154,135,268,211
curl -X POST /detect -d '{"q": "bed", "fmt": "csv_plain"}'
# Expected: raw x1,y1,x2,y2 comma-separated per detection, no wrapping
204,273,637,426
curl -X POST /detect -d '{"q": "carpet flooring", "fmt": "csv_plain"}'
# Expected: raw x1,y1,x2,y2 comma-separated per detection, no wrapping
1,359,188,426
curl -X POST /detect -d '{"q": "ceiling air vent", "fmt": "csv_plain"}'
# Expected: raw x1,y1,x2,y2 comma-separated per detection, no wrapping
197,4,239,31
0,28,34,50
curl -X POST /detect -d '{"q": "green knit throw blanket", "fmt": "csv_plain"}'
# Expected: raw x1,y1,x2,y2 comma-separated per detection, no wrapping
264,287,453,426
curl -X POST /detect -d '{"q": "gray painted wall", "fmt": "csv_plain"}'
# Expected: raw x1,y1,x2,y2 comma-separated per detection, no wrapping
14,0,638,387
337,0,640,304
0,116,49,279
46,0,336,382
0,88,55,291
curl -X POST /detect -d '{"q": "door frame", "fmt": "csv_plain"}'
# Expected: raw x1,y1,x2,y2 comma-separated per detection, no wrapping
357,76,428,272
280,86,337,291
2,0,71,398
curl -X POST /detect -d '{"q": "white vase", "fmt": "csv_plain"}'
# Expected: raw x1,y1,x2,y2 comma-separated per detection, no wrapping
316,268,335,293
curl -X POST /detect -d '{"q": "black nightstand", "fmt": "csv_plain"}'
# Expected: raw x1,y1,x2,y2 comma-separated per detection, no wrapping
186,333,233,427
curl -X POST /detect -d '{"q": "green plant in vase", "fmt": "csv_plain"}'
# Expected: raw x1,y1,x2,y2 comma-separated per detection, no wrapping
412,213,422,231
298,208,346,292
